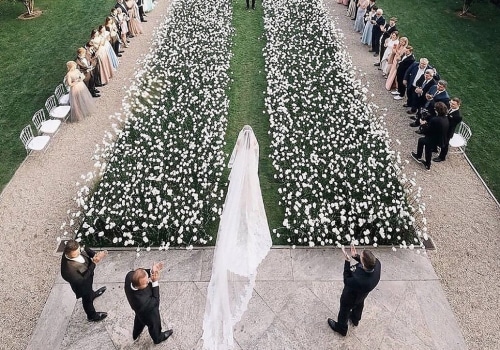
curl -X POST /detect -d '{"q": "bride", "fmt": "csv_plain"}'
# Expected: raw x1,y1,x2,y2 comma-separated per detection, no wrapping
202,125,272,350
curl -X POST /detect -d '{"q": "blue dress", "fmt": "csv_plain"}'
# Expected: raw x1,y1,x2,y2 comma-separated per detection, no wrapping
361,18,373,45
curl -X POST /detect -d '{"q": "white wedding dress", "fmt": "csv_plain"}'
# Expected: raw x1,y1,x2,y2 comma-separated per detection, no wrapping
202,126,272,350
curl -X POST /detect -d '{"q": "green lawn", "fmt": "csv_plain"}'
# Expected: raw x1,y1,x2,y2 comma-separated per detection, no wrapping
376,0,500,198
0,0,116,189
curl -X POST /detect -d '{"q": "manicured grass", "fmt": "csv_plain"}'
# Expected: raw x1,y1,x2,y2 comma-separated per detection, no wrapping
0,0,116,190
225,2,285,241
376,0,500,198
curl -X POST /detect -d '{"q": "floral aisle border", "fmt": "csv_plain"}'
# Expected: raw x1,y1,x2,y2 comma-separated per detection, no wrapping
60,0,234,250
262,0,427,249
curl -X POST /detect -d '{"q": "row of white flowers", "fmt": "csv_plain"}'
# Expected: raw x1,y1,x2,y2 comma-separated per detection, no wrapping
62,0,234,249
262,0,427,248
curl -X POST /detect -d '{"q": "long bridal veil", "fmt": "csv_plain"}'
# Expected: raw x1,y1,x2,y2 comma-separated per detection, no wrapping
202,125,272,350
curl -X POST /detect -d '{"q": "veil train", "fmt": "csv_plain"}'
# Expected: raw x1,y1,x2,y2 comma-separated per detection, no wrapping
202,125,272,350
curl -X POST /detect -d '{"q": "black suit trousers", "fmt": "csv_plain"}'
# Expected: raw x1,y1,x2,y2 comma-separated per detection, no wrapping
133,310,163,344
417,137,434,167
81,291,97,319
337,300,365,332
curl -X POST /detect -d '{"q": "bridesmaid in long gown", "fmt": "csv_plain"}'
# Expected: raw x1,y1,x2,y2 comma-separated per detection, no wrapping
354,0,369,33
126,0,144,36
64,61,95,122
361,6,376,45
99,24,119,70
380,31,399,75
90,29,114,85
385,37,408,91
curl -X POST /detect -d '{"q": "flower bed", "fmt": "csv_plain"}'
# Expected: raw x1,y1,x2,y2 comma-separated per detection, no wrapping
63,0,234,249
262,0,426,248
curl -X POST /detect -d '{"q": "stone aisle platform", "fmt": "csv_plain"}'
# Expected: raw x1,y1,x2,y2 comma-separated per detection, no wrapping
27,248,466,349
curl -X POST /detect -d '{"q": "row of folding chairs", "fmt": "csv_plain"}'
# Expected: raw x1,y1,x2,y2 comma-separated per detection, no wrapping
19,84,71,155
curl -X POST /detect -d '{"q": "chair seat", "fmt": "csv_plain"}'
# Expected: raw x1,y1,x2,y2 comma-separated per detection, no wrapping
40,119,61,134
58,94,70,105
28,135,50,151
49,106,71,119
449,134,466,148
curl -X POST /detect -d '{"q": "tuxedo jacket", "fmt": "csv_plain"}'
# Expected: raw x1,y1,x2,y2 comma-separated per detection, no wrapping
446,109,462,140
404,63,438,86
396,54,415,78
340,255,381,306
125,269,161,324
61,248,96,298
425,115,449,148
426,86,450,107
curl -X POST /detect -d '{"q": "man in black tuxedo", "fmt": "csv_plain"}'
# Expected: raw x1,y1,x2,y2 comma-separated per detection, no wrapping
125,262,173,344
392,45,415,100
60,240,108,322
328,246,381,336
434,97,463,162
408,69,437,124
369,9,385,56
411,102,450,170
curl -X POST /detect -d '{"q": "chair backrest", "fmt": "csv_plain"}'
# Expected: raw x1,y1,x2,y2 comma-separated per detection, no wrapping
32,109,46,133
20,125,34,151
54,84,66,101
457,122,472,145
45,95,57,113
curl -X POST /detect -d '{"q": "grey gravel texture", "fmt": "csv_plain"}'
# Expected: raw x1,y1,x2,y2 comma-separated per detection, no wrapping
0,1,498,349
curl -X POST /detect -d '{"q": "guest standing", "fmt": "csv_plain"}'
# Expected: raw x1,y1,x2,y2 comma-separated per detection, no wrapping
328,245,381,336
124,262,173,344
60,240,108,321
64,61,96,122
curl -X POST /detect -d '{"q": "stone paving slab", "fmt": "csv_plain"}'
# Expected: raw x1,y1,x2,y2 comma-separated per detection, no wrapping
28,248,466,349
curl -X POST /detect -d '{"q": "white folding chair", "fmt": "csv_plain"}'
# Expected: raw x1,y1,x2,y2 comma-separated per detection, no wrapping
19,125,50,155
55,83,70,106
45,95,70,122
449,122,472,153
32,108,61,135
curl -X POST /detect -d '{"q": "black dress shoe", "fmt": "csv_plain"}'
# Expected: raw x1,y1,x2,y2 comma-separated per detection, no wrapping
119,50,125,53
432,157,444,162
88,312,107,322
154,329,173,344
409,122,419,127
406,110,416,114
93,89,100,94
327,318,347,336
409,116,417,120
117,53,122,57
93,286,107,300
374,62,380,66
415,129,424,134
92,93,101,98
141,19,147,22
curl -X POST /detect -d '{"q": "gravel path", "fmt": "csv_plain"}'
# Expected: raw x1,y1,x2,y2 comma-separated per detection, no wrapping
0,1,498,349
